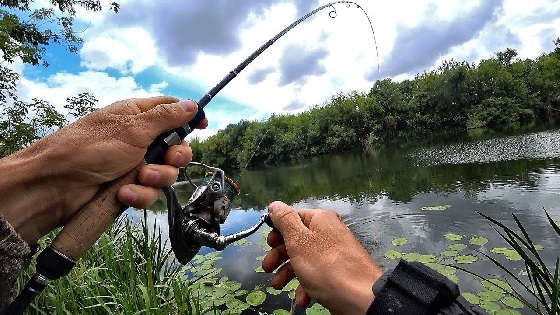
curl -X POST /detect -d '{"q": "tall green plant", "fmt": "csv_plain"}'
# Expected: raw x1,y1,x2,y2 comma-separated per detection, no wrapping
476,212,560,314
18,210,201,314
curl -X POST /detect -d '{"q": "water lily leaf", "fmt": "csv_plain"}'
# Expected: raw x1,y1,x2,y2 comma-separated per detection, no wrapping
462,292,480,305
426,263,456,276
384,250,402,260
478,290,504,302
491,248,522,261
232,238,251,247
288,290,296,299
226,297,249,311
496,309,521,315
212,287,227,298
283,278,299,292
255,266,265,273
256,255,266,261
402,253,437,264
306,303,331,315
555,220,560,227
447,244,467,251
479,300,501,313
501,296,523,309
442,250,459,257
234,289,248,297
481,279,513,294
533,244,544,251
469,236,488,246
273,310,290,315
444,233,463,241
392,237,408,246
454,255,478,264
246,290,266,306
266,287,282,295
421,205,451,211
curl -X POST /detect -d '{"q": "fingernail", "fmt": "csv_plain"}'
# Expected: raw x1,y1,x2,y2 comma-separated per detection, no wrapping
268,201,283,214
121,187,137,204
146,169,160,182
175,152,185,165
177,100,197,112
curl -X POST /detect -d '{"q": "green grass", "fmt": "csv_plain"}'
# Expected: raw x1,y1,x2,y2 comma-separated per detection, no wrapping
18,210,202,314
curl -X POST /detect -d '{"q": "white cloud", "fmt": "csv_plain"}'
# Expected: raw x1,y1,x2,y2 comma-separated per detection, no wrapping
17,71,159,115
80,27,158,74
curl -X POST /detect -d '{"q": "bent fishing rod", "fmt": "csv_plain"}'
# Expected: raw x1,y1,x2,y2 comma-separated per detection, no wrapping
5,2,378,313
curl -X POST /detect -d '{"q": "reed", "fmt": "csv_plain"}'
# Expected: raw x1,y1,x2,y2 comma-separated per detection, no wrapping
17,210,202,315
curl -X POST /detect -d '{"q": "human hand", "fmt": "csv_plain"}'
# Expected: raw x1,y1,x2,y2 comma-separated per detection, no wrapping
0,96,208,243
262,201,382,315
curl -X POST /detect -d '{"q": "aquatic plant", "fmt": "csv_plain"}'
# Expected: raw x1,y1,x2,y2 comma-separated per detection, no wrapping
474,211,560,314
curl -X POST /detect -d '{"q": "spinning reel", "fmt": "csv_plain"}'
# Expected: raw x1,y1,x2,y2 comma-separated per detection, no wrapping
164,162,273,264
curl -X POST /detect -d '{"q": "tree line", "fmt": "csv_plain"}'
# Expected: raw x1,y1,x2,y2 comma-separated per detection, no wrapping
190,43,560,170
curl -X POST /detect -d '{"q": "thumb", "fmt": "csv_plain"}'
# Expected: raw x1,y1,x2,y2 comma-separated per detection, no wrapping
137,100,198,140
268,201,308,239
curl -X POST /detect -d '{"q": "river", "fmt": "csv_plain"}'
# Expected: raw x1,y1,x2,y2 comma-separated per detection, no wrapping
130,125,560,314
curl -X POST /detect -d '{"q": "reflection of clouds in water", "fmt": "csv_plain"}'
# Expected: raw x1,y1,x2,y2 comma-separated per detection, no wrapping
411,129,560,166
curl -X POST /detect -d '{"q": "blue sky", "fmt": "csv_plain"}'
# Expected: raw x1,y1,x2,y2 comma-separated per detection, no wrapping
10,0,560,139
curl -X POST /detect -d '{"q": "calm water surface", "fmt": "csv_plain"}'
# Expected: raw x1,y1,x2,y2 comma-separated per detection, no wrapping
131,126,560,314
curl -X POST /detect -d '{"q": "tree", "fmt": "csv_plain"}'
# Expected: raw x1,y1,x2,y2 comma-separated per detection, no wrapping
0,1,117,157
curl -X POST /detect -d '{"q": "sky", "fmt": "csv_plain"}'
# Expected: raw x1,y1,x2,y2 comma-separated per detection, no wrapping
10,0,560,140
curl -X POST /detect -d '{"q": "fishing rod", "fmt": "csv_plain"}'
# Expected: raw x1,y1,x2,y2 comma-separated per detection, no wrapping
5,2,378,313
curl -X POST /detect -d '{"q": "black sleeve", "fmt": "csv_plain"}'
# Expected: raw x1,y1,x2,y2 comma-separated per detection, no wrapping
366,260,483,315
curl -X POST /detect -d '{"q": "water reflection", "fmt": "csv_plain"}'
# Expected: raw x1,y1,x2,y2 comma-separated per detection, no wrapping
135,127,560,314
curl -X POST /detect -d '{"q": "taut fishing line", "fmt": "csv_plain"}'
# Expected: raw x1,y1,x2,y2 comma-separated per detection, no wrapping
6,2,380,314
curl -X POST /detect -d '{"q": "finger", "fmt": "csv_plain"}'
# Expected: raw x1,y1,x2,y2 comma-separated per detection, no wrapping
137,164,179,188
163,141,192,167
296,285,311,308
267,230,284,248
262,244,289,273
133,96,181,112
271,262,295,289
136,100,198,140
118,184,160,208
268,201,308,240
196,117,209,129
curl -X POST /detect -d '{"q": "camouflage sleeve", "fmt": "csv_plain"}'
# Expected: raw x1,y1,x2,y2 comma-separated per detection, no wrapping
0,214,36,310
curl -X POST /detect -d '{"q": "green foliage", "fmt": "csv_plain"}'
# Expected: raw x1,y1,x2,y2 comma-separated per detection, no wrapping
1,0,119,66
18,211,201,314
193,45,560,170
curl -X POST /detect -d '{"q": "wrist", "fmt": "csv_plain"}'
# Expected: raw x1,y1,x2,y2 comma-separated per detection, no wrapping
0,145,64,243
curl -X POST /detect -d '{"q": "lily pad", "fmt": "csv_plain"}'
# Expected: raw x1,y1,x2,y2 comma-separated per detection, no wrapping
266,287,282,295
384,250,402,260
481,279,513,294
402,253,437,264
462,292,480,305
442,250,459,257
273,310,290,315
479,301,501,313
421,205,451,211
478,290,504,302
256,255,266,261
225,298,249,312
496,309,521,315
447,243,467,251
501,296,523,309
288,290,296,299
444,233,463,241
306,303,331,315
533,244,544,251
246,290,266,306
234,289,248,297
255,266,265,273
455,255,478,264
283,278,299,292
232,238,251,247
392,237,408,246
491,248,522,261
469,236,488,246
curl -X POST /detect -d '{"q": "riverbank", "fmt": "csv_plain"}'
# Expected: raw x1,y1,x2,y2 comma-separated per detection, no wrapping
190,45,560,171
